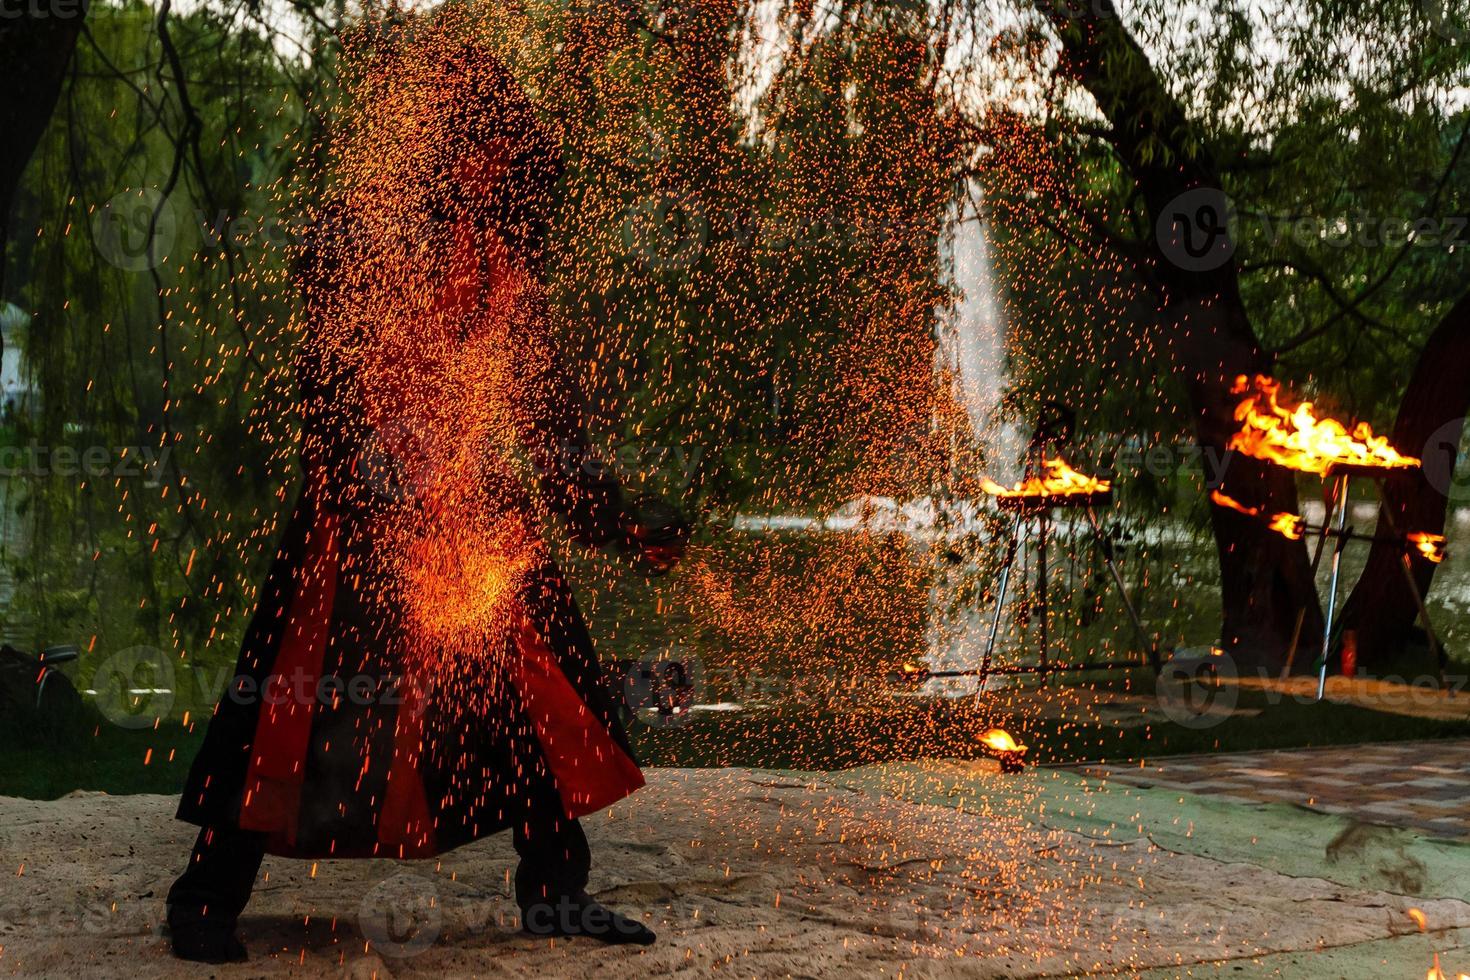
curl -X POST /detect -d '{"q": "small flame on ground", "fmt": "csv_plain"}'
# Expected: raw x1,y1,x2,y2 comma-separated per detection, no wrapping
980,458,1110,498
979,727,1025,754
1408,909,1468,979
1229,375,1419,475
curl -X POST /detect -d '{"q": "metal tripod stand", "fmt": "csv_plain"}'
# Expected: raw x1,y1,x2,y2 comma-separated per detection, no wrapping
975,498,1161,690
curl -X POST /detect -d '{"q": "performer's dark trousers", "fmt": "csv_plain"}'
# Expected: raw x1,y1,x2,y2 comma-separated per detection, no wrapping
166,818,591,930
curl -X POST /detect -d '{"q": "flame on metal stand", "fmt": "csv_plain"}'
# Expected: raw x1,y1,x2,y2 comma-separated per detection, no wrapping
1209,490,1305,540
1409,532,1448,564
980,458,1110,499
1229,375,1420,475
1211,491,1448,562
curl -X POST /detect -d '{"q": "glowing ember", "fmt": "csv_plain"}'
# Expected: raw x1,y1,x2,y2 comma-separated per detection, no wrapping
898,661,930,683
980,458,1111,498
1409,532,1448,564
1229,375,1419,475
1208,490,1305,540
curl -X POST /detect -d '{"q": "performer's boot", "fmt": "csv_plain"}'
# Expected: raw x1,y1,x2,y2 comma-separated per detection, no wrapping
165,825,267,963
514,815,655,946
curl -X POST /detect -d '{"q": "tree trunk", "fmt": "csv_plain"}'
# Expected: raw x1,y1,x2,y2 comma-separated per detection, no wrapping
1338,290,1470,668
1036,0,1323,670
0,7,85,301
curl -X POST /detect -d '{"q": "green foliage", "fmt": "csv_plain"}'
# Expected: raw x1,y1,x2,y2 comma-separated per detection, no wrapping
6,0,309,671
11,0,1470,703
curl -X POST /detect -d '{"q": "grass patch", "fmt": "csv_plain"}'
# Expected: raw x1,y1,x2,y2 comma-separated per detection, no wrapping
0,707,201,801
34,660,1460,782
629,687,1470,771
7,684,1466,800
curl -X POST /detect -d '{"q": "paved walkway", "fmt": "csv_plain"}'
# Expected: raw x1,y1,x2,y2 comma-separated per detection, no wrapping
1065,739,1470,839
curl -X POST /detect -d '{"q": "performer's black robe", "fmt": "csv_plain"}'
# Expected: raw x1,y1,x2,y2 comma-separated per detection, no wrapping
177,221,643,862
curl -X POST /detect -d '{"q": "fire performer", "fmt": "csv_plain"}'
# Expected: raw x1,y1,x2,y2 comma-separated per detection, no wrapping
165,39,686,963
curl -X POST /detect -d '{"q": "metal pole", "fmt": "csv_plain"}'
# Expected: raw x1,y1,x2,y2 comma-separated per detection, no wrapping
1398,553,1449,692
1374,481,1450,693
978,512,1022,697
1037,510,1050,682
1281,479,1342,679
1316,473,1351,701
1086,506,1158,672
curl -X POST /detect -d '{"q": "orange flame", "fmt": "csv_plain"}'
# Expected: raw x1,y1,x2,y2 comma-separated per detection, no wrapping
1268,512,1305,541
1208,490,1304,540
980,458,1110,498
1409,533,1448,564
1407,908,1467,980
1229,375,1419,475
979,727,1026,754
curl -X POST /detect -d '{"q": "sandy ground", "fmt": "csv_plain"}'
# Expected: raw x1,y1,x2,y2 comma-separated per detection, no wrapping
1,763,1468,978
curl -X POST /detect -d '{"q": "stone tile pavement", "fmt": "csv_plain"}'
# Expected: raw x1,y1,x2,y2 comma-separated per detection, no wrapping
1063,738,1470,839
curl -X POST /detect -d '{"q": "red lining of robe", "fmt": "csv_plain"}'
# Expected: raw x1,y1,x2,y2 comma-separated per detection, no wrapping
236,508,642,851
238,508,342,843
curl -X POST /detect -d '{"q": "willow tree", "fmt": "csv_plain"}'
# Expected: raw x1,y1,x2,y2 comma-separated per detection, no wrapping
9,0,315,671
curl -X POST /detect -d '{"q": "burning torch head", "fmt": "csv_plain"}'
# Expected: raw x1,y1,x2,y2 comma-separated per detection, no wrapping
979,727,1028,773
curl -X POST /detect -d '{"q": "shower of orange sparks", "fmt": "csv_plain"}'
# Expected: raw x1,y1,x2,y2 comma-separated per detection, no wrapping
270,18,596,767
1229,375,1419,475
979,458,1110,499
